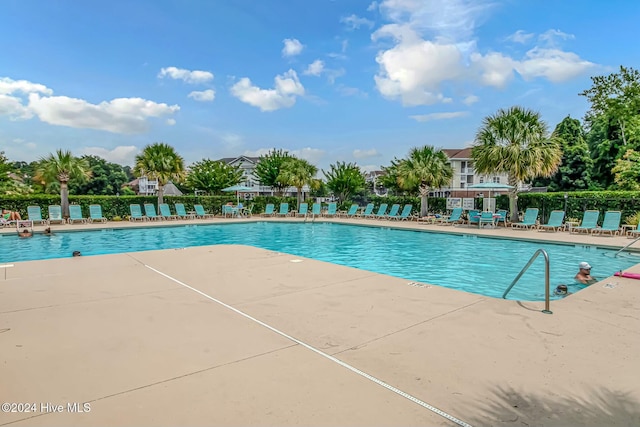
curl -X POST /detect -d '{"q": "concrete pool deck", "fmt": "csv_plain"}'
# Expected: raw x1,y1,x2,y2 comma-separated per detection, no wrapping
1,217,639,426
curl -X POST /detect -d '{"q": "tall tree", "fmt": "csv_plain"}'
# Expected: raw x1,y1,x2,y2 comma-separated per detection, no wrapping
278,157,318,207
580,66,640,147
379,158,405,195
533,116,593,191
69,155,129,195
34,150,91,217
612,149,640,190
133,143,185,205
185,159,243,195
472,106,562,221
253,149,291,195
323,161,365,201
395,146,453,217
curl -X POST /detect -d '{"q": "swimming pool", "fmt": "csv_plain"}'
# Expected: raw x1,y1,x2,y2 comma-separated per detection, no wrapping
2,222,637,300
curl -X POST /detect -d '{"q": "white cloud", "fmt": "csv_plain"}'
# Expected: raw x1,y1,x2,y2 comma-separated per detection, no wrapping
539,29,575,45
188,89,215,102
158,67,214,84
409,111,468,122
505,30,535,44
230,69,305,112
304,60,325,76
462,95,479,105
290,147,325,164
353,149,380,159
28,94,180,134
367,2,378,12
337,85,368,98
515,48,595,82
0,77,52,96
282,38,304,57
340,14,375,30
82,145,139,166
166,118,176,125
470,51,516,88
0,94,32,119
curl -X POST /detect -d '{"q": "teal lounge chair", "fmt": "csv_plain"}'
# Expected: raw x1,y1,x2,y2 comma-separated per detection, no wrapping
159,203,177,220
296,203,309,217
222,205,234,218
511,208,539,229
373,203,388,219
467,209,480,227
89,205,107,223
538,210,565,232
390,204,413,221
380,203,400,220
325,202,337,217
357,203,375,219
570,210,599,234
478,211,496,228
194,204,214,219
68,205,88,224
437,207,463,226
627,223,640,238
144,203,161,221
129,204,147,221
311,203,322,218
174,203,193,220
27,206,48,225
277,203,289,217
262,203,275,217
592,210,621,236
495,210,508,227
340,204,359,218
48,205,66,225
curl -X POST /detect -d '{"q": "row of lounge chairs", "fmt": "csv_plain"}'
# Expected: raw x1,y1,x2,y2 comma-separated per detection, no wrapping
260,202,414,221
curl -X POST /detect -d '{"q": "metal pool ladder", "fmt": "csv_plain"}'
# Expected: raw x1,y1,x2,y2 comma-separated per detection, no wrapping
614,235,640,257
502,249,552,314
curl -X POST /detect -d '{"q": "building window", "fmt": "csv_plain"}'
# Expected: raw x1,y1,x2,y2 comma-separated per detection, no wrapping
460,182,465,188
492,176,500,183
479,177,484,183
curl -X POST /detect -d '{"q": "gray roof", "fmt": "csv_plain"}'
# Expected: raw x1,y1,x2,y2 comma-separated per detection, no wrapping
163,181,183,196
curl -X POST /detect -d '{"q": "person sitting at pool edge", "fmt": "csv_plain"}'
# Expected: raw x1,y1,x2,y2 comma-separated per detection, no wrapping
575,262,597,285
2,208,21,221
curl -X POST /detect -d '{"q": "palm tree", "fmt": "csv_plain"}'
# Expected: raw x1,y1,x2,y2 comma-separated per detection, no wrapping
323,162,366,202
134,143,185,205
34,150,91,217
278,158,318,207
472,106,562,221
396,146,453,217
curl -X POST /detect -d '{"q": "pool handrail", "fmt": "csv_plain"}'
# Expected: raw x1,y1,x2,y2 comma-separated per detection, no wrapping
502,248,552,314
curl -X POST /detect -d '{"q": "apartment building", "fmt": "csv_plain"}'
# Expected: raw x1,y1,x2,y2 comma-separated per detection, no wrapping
438,148,511,198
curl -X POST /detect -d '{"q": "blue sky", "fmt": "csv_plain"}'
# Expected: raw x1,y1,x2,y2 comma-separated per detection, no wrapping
1,0,638,172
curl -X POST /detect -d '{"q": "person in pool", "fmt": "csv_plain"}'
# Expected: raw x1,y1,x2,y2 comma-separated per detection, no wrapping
554,284,571,296
575,262,597,285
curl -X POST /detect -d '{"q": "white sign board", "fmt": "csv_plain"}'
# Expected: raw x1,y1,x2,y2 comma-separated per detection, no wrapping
446,197,462,209
482,197,496,212
462,198,475,210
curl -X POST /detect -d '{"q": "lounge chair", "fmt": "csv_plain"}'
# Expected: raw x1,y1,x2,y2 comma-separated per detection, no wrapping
379,203,400,220
570,210,599,234
89,204,108,223
277,203,289,217
144,203,162,221
222,205,234,218
174,203,193,220
48,205,66,225
466,209,480,227
296,203,309,217
159,203,178,220
437,207,463,226
478,211,496,228
27,206,48,225
627,223,640,238
592,210,621,236
0,216,17,228
495,209,508,227
129,204,147,221
340,204,359,218
357,203,375,219
262,203,275,217
373,203,388,219
194,204,215,219
390,204,413,221
325,202,337,217
68,205,88,224
310,203,322,218
538,210,565,232
511,208,539,229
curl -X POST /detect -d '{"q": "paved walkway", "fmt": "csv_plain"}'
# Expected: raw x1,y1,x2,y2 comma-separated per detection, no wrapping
1,217,639,426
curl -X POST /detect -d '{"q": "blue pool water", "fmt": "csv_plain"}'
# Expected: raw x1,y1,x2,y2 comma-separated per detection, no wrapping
2,222,637,300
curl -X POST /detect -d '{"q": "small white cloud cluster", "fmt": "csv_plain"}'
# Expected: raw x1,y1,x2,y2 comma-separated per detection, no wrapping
159,66,216,102
230,69,305,112
0,77,179,134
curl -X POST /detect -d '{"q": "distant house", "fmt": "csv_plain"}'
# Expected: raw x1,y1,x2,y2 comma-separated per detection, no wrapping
123,177,158,195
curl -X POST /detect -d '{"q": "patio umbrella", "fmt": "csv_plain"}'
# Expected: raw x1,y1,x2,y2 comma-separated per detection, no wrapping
222,184,253,204
467,182,514,212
